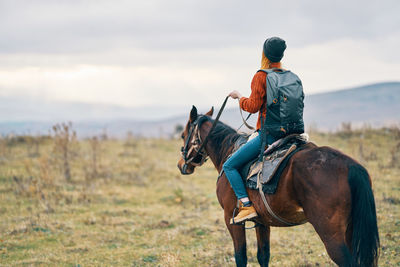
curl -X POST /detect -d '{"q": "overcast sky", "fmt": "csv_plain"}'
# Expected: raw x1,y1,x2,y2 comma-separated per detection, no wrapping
0,0,399,110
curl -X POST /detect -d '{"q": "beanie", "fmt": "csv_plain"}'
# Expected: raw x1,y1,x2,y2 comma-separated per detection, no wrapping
263,37,287,62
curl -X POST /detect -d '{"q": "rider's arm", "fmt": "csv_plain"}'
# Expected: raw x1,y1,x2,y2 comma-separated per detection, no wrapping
239,71,266,113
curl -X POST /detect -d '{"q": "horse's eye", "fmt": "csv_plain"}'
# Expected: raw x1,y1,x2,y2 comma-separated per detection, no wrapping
181,133,185,139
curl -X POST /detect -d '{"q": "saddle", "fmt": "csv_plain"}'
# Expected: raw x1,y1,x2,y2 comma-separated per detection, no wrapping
237,133,309,194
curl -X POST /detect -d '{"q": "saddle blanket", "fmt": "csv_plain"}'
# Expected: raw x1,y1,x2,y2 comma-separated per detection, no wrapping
235,133,308,194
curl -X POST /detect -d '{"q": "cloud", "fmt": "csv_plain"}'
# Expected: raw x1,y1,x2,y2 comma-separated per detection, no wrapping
0,0,399,109
287,37,400,94
1,36,399,108
1,0,399,52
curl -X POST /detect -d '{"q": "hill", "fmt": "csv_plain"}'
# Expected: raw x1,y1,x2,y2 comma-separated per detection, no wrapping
0,82,399,137
194,81,400,132
304,82,400,130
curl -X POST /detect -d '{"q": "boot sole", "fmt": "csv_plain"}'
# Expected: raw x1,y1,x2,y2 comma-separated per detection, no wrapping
230,213,258,225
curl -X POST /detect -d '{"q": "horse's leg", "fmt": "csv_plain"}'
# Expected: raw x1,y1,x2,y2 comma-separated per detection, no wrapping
302,187,353,266
255,225,270,267
311,220,353,266
224,211,247,267
308,164,379,267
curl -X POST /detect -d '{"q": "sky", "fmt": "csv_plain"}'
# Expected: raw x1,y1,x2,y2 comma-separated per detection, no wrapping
0,0,399,110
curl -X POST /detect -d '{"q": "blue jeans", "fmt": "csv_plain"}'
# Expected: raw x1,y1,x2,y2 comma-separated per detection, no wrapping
222,133,277,199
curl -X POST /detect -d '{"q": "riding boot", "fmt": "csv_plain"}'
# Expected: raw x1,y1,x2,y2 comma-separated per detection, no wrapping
230,201,258,224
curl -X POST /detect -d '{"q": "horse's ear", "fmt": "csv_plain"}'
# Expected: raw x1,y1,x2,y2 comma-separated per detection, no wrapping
190,105,198,122
205,106,214,117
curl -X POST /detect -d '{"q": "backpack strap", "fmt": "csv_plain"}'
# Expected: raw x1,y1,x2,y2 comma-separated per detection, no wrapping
256,68,287,161
258,68,284,74
257,69,275,161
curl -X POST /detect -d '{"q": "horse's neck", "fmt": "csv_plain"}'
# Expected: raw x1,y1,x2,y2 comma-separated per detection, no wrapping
204,142,225,172
202,131,236,173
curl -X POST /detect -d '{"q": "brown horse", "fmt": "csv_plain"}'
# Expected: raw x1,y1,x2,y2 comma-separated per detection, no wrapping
177,106,379,267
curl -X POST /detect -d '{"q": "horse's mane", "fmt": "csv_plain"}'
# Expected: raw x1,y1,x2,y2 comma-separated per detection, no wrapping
198,116,245,166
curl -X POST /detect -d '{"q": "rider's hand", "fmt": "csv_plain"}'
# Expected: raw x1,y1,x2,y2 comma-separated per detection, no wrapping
229,90,242,99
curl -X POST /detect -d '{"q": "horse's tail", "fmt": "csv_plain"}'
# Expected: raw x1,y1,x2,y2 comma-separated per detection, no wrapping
347,163,379,267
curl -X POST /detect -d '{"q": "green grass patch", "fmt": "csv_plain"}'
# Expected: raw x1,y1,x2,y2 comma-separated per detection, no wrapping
0,131,399,266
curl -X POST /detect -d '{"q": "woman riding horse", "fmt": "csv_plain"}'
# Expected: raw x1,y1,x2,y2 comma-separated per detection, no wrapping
177,38,379,266
225,37,304,224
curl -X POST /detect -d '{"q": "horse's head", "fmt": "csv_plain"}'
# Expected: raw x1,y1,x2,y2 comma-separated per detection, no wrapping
177,105,214,175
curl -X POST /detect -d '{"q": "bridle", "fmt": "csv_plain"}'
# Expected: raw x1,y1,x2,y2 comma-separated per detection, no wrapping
180,116,209,173
180,96,230,174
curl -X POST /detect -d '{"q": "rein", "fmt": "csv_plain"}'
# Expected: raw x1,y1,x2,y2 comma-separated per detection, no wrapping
237,99,254,131
197,96,229,154
182,96,305,227
181,96,230,172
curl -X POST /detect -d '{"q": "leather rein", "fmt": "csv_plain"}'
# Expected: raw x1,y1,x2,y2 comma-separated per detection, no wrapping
180,96,229,173
182,95,304,227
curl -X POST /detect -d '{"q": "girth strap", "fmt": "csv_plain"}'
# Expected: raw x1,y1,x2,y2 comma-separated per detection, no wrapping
256,171,307,226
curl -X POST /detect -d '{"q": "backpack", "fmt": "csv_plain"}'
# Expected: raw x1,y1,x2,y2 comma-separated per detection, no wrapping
258,68,305,139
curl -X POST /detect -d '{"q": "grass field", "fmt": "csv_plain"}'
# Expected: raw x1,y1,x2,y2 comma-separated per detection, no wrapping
0,127,399,266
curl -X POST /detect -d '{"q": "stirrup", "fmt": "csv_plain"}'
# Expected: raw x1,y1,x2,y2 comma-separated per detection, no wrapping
230,205,258,225
230,214,260,229
230,205,244,225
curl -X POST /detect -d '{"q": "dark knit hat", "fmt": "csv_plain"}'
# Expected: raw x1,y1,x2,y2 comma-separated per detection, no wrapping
263,37,287,62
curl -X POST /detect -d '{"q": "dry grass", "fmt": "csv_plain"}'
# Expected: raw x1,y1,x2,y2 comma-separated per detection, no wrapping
0,127,399,266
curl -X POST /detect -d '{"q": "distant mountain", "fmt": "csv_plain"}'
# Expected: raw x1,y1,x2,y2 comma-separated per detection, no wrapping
0,96,188,122
0,82,399,137
303,82,400,130
0,97,190,137
197,81,400,132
